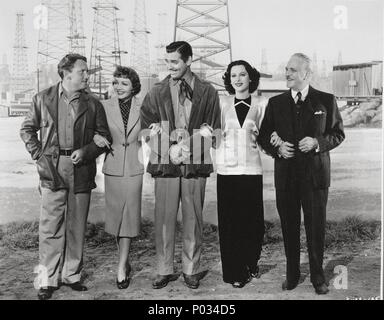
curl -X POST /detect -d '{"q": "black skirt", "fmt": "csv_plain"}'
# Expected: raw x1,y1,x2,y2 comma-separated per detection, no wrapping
217,174,265,283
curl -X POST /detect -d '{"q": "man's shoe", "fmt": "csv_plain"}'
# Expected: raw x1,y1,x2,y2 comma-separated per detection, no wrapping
37,287,55,300
63,282,88,291
152,274,178,289
282,280,299,291
183,273,200,289
314,283,329,295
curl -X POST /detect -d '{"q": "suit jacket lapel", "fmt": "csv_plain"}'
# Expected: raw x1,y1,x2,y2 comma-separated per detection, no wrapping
126,97,140,137
188,75,204,132
159,76,175,132
303,86,317,132
103,97,125,135
282,90,295,136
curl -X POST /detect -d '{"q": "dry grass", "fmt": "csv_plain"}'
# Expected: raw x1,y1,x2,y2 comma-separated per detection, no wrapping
0,216,380,251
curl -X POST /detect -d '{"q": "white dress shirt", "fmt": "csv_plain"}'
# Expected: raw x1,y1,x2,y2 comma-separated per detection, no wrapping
291,85,309,103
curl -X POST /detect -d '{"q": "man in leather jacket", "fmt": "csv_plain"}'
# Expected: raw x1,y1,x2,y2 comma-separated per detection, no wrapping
20,53,111,300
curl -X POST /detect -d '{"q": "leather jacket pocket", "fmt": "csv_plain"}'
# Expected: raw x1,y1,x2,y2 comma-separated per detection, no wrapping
36,154,55,182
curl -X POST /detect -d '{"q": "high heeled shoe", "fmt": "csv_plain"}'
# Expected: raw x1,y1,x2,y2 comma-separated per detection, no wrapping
231,275,252,289
116,265,131,289
116,276,130,289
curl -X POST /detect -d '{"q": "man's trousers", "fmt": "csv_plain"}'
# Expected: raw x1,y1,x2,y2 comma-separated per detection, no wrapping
38,155,91,287
154,177,206,276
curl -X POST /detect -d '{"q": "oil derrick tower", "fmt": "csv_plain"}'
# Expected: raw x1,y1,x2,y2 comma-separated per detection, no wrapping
260,48,268,74
69,0,86,56
174,0,232,89
130,0,151,77
12,12,31,95
89,0,121,95
155,12,169,76
37,0,86,90
337,51,343,65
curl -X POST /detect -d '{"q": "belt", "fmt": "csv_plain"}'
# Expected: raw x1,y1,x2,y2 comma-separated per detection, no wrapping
59,149,73,156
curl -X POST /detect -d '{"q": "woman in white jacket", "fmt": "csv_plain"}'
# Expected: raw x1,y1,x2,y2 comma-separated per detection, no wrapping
216,60,267,288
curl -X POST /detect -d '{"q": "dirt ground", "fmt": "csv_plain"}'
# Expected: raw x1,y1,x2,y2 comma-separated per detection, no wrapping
0,118,382,300
0,224,381,301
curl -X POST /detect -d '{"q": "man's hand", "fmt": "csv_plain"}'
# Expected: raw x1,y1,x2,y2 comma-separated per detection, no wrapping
278,141,295,159
270,131,283,147
298,137,318,153
93,134,111,148
149,123,162,136
199,123,213,138
71,149,85,165
169,144,191,165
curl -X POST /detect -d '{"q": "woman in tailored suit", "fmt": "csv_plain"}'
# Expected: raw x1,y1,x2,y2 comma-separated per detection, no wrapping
94,66,144,289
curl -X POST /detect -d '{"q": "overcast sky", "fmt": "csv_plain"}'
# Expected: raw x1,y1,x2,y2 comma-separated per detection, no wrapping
0,0,382,73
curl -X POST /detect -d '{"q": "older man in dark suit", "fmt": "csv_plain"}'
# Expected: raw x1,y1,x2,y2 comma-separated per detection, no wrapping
258,53,345,295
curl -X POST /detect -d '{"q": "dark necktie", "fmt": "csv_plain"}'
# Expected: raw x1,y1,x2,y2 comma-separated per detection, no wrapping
179,79,193,106
296,91,304,108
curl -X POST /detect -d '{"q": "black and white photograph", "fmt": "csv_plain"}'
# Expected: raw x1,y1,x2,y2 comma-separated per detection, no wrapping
0,0,382,304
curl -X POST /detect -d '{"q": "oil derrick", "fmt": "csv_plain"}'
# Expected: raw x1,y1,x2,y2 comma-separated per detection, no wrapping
338,51,343,65
155,12,169,76
89,0,121,95
37,0,86,90
260,48,268,74
12,12,31,96
69,0,86,56
37,1,71,66
130,0,151,77
174,0,232,89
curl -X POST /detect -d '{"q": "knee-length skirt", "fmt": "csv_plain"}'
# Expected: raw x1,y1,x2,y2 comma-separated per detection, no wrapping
104,173,143,237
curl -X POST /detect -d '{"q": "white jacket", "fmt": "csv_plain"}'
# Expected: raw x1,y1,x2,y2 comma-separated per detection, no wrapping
215,95,267,175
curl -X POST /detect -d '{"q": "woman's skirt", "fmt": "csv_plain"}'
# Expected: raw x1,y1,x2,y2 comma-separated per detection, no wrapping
104,173,143,237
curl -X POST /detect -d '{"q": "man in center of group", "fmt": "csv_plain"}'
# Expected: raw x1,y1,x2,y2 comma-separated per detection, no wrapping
140,41,221,289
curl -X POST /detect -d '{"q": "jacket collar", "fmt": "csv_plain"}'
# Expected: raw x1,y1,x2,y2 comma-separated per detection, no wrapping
44,82,89,126
155,73,206,131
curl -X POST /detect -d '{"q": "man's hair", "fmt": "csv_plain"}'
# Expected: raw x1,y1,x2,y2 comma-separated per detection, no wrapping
292,53,312,73
57,53,87,79
222,60,261,94
166,41,193,63
113,65,141,97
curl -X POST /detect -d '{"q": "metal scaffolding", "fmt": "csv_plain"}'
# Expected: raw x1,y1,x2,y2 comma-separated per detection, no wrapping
174,0,232,89
37,1,71,66
89,0,122,95
69,0,86,56
155,12,169,75
37,0,86,90
12,12,31,94
130,0,151,77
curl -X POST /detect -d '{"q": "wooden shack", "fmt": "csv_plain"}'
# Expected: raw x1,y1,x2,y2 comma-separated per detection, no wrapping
332,61,383,98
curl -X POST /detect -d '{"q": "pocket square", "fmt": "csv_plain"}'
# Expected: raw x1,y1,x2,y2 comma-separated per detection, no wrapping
314,111,325,115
